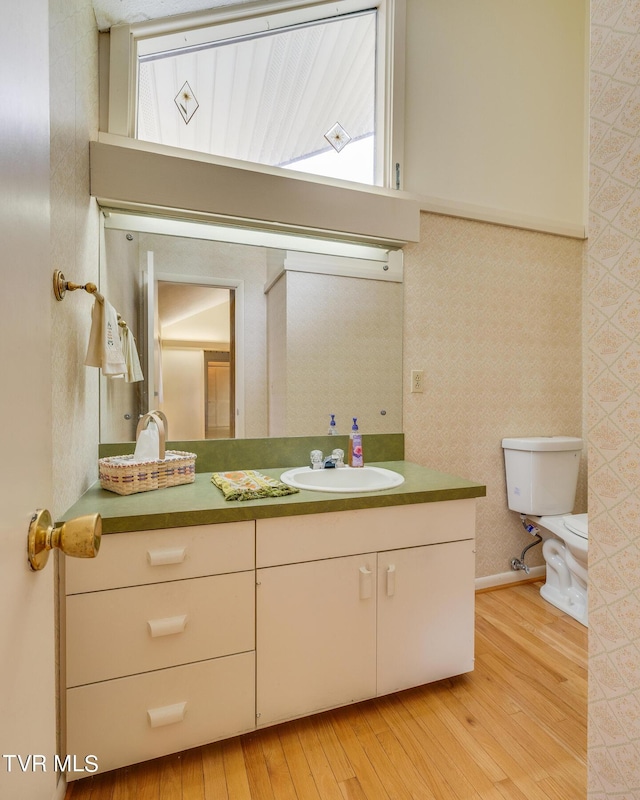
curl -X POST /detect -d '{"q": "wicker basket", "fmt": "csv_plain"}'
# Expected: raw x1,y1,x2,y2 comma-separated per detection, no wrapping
98,411,197,496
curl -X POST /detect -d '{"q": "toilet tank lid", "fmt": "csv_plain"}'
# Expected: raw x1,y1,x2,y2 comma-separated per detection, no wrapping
502,436,583,452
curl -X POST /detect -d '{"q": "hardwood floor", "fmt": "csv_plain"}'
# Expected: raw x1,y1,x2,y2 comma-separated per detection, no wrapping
64,580,587,800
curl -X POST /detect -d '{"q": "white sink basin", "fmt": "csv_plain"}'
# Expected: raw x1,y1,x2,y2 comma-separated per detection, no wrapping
280,465,405,493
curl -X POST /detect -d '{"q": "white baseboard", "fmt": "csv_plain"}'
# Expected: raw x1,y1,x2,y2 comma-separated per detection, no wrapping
475,565,545,592
53,776,67,800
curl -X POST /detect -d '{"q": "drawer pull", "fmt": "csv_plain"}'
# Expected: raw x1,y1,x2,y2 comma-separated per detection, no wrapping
147,547,187,566
359,565,372,600
147,701,187,729
147,614,188,638
386,564,396,597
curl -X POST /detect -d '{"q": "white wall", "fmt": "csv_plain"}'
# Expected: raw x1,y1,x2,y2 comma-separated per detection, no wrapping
160,349,205,440
266,275,288,437
138,234,269,438
404,0,588,234
100,228,141,442
280,271,404,437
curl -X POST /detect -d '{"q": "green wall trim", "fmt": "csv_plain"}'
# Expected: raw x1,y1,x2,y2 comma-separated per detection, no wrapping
99,433,405,473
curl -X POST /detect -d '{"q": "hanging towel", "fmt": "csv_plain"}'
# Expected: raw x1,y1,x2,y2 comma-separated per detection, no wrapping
121,325,144,383
211,470,299,501
84,298,126,376
84,298,104,368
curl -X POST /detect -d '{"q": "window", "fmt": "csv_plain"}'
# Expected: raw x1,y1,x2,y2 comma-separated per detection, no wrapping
106,0,405,188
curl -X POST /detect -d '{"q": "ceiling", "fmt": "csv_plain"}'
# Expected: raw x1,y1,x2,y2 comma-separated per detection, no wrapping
158,282,231,343
91,0,253,32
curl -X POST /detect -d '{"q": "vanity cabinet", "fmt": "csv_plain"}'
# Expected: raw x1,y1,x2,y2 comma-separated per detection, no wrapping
256,500,475,727
63,495,477,777
64,522,256,777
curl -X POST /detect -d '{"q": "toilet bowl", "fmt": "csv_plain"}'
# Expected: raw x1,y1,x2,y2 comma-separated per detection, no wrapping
535,513,588,627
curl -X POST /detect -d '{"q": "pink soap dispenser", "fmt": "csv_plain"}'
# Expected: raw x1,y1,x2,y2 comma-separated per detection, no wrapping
348,418,364,468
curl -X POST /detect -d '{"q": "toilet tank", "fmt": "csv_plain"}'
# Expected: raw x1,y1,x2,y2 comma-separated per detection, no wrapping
502,436,583,516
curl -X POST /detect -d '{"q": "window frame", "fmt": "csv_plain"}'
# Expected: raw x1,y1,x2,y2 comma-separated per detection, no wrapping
106,0,405,189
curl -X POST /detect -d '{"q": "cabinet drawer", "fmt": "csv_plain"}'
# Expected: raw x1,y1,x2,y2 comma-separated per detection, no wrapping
65,521,254,594
66,651,255,778
66,572,255,687
257,500,475,567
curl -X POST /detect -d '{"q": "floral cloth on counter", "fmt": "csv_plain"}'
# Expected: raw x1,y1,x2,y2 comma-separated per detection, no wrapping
211,470,299,501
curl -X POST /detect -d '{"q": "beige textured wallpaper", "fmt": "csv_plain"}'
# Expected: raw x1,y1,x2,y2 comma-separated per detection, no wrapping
50,0,100,518
403,212,586,581
49,0,101,769
588,1,640,794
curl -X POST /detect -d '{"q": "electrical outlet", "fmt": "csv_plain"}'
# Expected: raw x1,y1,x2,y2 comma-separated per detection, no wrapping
411,369,424,393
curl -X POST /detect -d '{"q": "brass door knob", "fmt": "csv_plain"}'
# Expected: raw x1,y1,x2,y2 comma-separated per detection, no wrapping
28,509,102,571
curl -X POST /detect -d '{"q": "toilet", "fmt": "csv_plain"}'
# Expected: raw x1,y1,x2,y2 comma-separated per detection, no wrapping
502,436,588,627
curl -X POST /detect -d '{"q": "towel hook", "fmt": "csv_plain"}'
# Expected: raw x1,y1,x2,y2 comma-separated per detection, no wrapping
53,269,98,301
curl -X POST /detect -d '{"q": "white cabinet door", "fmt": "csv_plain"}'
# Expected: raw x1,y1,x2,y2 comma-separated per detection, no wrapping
257,554,377,727
377,540,475,696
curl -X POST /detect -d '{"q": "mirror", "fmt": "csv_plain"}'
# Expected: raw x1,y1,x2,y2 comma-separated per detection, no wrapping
99,215,403,442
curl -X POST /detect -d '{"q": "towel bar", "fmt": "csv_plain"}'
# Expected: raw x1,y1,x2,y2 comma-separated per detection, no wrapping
53,269,101,302
53,269,127,328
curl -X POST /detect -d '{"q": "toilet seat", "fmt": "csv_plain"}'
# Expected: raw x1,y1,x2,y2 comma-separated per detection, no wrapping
563,513,588,539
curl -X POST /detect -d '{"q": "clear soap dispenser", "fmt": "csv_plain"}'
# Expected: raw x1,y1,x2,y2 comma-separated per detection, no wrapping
328,414,338,435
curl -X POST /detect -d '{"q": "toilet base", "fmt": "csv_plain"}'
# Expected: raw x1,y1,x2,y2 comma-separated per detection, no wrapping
538,531,588,627
539,580,588,627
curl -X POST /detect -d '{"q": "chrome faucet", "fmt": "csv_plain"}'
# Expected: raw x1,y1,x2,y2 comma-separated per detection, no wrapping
309,448,345,469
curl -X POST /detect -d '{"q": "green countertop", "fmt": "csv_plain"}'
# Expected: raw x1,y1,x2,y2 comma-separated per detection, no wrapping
61,461,486,534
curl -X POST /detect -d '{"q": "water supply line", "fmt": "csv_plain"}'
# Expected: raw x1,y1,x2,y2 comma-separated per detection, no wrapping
510,514,543,574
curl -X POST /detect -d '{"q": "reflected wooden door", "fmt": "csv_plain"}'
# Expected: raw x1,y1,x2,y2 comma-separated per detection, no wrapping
205,356,233,439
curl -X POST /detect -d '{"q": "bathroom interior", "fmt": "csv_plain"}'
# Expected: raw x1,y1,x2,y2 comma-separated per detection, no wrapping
12,0,634,796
